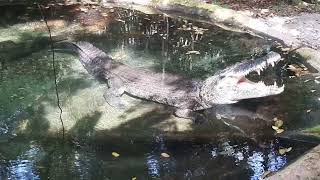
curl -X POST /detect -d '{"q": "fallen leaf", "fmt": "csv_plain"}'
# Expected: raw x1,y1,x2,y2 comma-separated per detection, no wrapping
287,64,310,76
186,51,200,55
161,152,170,158
276,129,284,134
281,47,291,51
112,152,120,157
279,148,286,155
80,7,88,13
274,119,283,128
279,147,292,155
286,147,292,152
101,12,108,17
261,170,272,179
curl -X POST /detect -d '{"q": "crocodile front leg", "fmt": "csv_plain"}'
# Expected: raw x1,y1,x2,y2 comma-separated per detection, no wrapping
103,77,126,109
174,109,206,123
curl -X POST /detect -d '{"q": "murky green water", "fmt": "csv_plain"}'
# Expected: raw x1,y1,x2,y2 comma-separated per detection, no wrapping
0,4,319,180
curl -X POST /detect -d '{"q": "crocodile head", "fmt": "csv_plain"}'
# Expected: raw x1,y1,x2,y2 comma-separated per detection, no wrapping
201,51,284,105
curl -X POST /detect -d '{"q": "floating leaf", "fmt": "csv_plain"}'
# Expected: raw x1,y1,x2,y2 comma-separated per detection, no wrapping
279,148,286,155
275,129,284,134
272,126,279,130
161,152,170,158
274,119,283,128
186,51,200,55
286,147,292,152
112,152,120,157
279,147,292,155
131,177,137,180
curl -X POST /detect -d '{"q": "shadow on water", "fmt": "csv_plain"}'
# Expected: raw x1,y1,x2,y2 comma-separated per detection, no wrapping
0,4,319,180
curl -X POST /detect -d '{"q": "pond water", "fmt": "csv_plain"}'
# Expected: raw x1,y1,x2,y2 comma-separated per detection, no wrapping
0,4,319,180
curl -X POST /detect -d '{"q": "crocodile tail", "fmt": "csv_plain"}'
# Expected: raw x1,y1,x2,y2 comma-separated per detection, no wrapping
72,41,109,65
63,41,111,77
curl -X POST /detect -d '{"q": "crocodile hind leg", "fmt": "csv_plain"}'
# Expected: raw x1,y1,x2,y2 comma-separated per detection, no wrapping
174,109,206,123
103,77,126,109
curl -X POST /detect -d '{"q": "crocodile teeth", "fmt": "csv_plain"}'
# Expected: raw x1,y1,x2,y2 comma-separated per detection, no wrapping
259,66,264,71
270,61,275,67
256,69,261,75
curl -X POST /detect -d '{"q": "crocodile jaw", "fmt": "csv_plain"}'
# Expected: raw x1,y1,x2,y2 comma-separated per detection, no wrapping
201,51,285,105
224,51,284,102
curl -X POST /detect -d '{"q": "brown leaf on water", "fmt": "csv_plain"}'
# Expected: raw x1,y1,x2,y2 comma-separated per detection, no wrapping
161,152,170,158
279,148,286,155
186,51,200,55
279,147,292,155
275,129,284,134
112,152,120,157
287,64,310,77
286,147,292,152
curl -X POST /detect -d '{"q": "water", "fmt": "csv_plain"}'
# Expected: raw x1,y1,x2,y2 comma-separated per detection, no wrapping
0,136,315,180
0,4,319,180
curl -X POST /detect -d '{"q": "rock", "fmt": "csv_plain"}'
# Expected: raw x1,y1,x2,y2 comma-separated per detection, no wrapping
266,145,320,180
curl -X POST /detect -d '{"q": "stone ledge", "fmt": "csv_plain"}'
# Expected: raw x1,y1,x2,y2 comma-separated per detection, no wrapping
266,144,320,180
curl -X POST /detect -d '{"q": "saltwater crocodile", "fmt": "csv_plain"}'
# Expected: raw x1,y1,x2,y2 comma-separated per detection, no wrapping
62,41,284,119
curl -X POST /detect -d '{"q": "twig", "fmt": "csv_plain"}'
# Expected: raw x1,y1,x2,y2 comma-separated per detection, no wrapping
37,4,65,140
